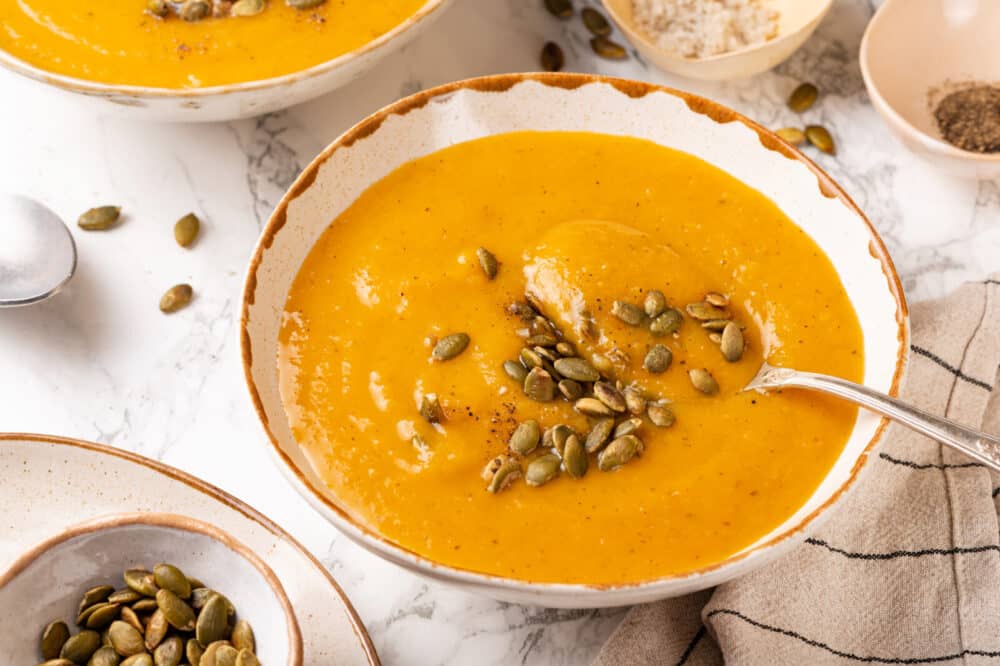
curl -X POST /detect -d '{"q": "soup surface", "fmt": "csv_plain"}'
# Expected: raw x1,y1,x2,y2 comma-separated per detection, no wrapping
278,131,864,585
0,1,426,88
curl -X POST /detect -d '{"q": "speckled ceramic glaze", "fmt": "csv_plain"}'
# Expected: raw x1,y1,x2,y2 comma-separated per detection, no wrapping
0,434,379,665
241,73,908,608
860,0,1000,179
601,0,832,80
0,0,453,122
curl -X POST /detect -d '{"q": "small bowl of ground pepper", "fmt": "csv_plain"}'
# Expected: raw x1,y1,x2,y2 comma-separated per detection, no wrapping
860,0,1000,179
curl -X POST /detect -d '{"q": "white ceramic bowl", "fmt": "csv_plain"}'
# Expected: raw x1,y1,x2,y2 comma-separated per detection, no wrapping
860,0,1000,179
0,0,452,122
240,73,908,608
601,0,832,80
0,512,302,664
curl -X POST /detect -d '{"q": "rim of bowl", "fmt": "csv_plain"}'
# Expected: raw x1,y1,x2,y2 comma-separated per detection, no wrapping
0,432,380,665
0,511,303,666
240,72,909,596
859,0,1000,165
0,0,449,100
601,0,833,64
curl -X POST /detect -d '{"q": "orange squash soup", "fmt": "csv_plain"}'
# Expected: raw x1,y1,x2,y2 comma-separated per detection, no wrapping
278,131,864,585
0,0,426,88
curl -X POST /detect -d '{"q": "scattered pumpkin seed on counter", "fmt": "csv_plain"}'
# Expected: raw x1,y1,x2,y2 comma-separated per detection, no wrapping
35,562,262,666
159,283,194,314
540,41,565,72
580,7,611,36
173,213,201,248
787,82,819,113
543,0,572,19
78,206,122,231
590,35,627,60
775,127,806,146
806,125,836,154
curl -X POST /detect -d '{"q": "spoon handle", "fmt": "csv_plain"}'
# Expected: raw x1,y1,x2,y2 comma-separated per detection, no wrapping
761,368,1000,472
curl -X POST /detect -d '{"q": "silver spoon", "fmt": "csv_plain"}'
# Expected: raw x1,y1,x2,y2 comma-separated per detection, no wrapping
745,362,1000,471
0,194,77,307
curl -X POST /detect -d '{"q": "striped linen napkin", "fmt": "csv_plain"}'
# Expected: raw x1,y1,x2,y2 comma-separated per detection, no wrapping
595,277,1000,665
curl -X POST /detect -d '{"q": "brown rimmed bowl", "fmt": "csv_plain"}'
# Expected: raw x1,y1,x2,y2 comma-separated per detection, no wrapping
240,73,908,607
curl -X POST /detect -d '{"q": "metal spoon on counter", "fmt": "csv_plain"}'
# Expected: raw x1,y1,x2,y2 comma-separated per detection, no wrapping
0,194,77,307
745,362,1000,471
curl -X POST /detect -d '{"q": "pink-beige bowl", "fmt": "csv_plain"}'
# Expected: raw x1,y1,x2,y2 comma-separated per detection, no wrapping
0,0,453,122
0,512,302,664
240,73,908,608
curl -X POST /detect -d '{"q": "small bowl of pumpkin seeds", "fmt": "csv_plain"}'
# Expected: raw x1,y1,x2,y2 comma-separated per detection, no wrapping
0,513,302,666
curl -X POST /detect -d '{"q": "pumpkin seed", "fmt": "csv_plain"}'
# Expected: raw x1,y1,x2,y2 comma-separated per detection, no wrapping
545,424,575,456
562,434,588,478
552,357,600,382
520,347,543,369
508,420,541,456
152,564,191,600
146,0,169,17
650,309,683,337
179,0,210,20
805,125,836,154
523,367,556,401
584,418,615,453
100,628,112,647
185,639,205,666
194,593,230,647
643,290,667,318
591,353,614,375
432,333,470,361
476,247,499,279
155,589,195,632
120,606,143,634
122,655,153,666
701,319,731,331
591,35,627,59
527,334,558,348
37,660,74,666
611,300,644,326
231,0,265,16
287,0,325,8
689,368,719,395
214,645,239,666
776,127,806,145
153,636,182,666
705,292,729,307
61,630,101,663
159,284,193,314
108,620,146,656
419,394,444,423
86,603,122,629
41,620,70,659
558,378,584,401
77,603,101,626
593,381,627,412
172,213,200,248
598,435,644,471
235,649,261,666
541,41,565,71
720,321,744,362
613,417,643,437
525,453,561,487
555,341,575,357
647,403,676,427
80,585,115,614
685,302,729,321
581,6,612,35
788,82,819,113
643,345,672,374
624,386,647,415
230,620,255,653
575,397,613,417
200,642,232,666
508,301,537,320
485,455,521,493
131,599,157,614
78,206,121,231
503,360,528,383
544,0,572,18
108,589,142,605
89,645,120,666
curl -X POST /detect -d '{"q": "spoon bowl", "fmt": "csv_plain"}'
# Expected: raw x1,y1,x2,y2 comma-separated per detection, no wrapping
0,194,76,307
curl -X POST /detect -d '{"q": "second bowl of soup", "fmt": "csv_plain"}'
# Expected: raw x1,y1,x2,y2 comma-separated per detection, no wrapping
241,73,907,607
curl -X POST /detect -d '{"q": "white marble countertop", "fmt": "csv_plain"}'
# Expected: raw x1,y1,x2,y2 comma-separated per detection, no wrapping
1,0,998,663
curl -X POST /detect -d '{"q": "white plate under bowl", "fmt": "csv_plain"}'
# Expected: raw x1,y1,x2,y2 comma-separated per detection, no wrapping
0,433,379,665
241,73,908,608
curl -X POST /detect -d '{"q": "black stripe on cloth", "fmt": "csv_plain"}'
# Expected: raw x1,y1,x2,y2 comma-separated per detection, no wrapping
805,537,1000,560
983,280,999,286
993,487,1000,499
705,608,1000,663
675,626,706,666
879,452,985,470
910,345,993,391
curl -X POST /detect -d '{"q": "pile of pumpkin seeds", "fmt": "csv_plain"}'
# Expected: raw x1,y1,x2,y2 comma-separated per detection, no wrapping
145,0,323,20
540,1,628,71
37,562,260,666
775,82,836,155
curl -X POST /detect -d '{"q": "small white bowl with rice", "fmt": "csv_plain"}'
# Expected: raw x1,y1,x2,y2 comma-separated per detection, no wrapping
601,0,833,80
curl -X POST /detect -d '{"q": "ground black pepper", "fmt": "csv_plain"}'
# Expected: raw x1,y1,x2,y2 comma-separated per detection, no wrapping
932,85,1000,154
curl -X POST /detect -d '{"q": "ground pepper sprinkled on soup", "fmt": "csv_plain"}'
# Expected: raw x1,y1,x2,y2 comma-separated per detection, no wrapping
278,131,864,584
